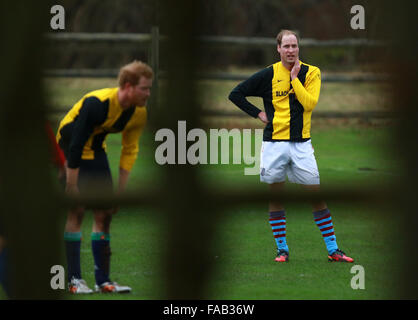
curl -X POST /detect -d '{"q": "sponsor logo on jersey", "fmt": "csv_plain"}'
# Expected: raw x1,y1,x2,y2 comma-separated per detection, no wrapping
276,90,288,97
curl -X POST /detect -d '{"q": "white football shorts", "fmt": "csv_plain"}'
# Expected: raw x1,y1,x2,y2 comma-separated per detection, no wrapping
260,140,320,185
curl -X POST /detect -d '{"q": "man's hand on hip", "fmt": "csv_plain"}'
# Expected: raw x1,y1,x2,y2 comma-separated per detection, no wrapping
258,111,269,124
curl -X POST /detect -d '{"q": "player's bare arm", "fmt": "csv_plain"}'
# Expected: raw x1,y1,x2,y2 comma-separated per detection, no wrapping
118,167,130,193
66,167,80,194
108,167,131,215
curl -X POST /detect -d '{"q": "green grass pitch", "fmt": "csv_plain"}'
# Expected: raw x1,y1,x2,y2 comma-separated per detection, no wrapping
44,125,401,300
0,76,402,299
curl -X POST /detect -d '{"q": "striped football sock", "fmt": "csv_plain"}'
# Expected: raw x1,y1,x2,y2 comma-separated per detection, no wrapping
313,208,338,255
269,210,289,253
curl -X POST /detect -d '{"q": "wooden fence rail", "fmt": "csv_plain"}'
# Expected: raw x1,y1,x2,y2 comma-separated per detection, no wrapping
44,31,389,82
45,30,392,119
45,32,386,47
43,69,390,82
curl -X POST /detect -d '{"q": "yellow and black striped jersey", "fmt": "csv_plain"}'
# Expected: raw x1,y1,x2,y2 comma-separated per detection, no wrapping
229,61,321,141
57,87,147,171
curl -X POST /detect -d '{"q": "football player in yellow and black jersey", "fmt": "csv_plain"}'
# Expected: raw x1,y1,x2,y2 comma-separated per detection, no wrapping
229,30,353,264
57,61,153,293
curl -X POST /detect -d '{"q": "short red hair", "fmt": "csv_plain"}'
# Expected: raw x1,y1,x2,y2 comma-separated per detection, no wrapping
118,60,153,87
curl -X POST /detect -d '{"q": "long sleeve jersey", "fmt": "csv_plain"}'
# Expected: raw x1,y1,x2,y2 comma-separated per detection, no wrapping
56,87,147,171
229,60,321,141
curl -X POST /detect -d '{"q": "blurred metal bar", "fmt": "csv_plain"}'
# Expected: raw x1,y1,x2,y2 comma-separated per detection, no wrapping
60,184,399,210
0,2,63,299
156,0,218,300
48,106,398,120
384,3,418,299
